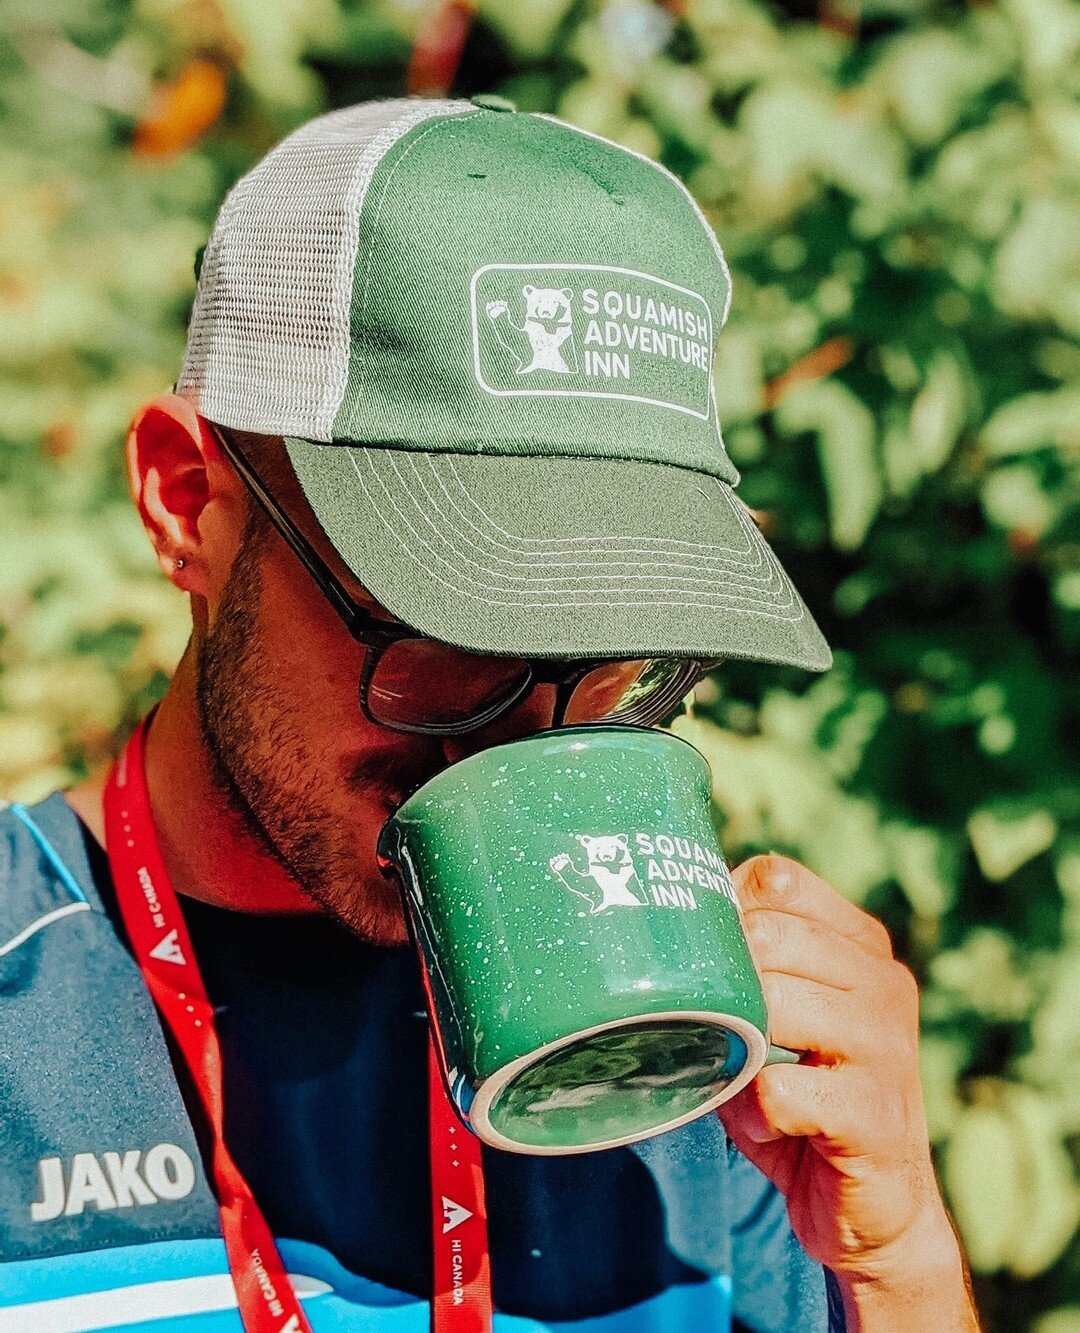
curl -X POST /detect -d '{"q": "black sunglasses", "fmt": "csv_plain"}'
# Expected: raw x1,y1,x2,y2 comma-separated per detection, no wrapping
210,424,717,737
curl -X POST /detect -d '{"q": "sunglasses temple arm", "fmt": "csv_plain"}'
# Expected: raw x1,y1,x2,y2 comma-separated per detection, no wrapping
215,429,367,633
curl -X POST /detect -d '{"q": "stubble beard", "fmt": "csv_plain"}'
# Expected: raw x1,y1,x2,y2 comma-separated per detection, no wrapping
193,517,406,945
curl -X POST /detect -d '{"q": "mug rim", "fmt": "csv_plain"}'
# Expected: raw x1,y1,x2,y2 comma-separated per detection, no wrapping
386,723,709,834
465,1009,769,1157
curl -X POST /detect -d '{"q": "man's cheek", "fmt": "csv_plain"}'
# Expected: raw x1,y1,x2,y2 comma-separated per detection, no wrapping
260,558,363,667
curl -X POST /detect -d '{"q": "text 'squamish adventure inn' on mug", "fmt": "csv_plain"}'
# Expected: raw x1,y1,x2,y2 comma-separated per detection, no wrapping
379,726,794,1155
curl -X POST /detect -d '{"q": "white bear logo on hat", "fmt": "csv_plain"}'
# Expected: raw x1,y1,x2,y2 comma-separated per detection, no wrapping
485,284,578,375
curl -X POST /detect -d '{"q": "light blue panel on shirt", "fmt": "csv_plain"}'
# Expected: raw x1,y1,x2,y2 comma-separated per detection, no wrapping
0,1237,732,1332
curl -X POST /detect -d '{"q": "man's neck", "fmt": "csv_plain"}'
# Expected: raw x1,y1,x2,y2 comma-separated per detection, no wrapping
64,649,318,915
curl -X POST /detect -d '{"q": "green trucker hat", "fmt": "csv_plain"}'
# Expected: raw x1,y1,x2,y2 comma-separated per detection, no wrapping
177,95,830,670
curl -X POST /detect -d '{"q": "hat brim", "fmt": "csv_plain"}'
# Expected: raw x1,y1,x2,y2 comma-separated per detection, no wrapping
283,440,832,670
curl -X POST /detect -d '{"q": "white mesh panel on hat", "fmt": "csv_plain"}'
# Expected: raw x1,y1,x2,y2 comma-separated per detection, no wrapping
177,97,471,441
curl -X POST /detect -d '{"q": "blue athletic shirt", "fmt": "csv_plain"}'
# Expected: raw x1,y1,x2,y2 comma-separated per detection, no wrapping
0,792,844,1331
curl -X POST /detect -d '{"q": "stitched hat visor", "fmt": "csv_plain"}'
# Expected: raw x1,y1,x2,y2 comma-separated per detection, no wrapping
283,439,832,670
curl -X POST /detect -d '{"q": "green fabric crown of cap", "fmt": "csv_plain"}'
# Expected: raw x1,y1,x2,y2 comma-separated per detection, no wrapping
327,104,737,482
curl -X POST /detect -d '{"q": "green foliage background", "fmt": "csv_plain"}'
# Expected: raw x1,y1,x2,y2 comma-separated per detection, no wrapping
1,0,1077,1326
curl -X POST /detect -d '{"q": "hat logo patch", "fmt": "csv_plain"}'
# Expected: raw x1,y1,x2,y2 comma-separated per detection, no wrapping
470,263,713,420
485,285,578,375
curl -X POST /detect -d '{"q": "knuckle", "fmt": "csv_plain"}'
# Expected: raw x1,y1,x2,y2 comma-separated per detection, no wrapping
745,908,781,958
759,969,781,1007
866,915,895,957
760,969,792,1015
880,1021,918,1069
893,961,921,1016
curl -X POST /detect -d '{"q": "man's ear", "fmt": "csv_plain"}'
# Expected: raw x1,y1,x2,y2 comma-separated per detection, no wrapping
125,393,232,594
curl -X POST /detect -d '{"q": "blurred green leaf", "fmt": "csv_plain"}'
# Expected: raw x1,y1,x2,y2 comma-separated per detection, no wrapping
994,198,1080,335
968,807,1059,882
480,0,578,60
776,380,883,550
884,822,955,918
1034,1311,1080,1333
872,20,1012,148
910,354,969,474
981,387,1080,457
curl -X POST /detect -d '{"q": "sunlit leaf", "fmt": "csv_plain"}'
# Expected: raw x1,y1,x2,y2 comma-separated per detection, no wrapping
981,387,1080,456
968,807,1059,882
775,379,883,550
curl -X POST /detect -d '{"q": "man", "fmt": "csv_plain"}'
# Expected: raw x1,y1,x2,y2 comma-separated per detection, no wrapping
0,96,977,1331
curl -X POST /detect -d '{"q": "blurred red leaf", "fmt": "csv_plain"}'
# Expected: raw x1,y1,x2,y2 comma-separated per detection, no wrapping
406,0,475,97
764,336,855,409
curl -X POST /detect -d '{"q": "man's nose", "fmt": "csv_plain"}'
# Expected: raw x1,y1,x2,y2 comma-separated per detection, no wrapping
441,684,558,767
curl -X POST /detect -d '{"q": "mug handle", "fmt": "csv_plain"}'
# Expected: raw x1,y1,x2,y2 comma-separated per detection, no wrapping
764,1044,802,1066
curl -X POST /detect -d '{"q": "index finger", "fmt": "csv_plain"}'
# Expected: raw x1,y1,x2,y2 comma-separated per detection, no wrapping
731,854,894,960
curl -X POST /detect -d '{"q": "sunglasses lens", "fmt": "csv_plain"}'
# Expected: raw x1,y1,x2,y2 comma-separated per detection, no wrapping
564,659,696,727
367,638,531,731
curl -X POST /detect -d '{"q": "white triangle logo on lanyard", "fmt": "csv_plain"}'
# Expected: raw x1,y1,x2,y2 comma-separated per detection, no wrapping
441,1196,473,1233
149,928,186,966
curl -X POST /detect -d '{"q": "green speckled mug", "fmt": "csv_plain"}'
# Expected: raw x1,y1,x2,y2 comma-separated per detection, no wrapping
378,726,781,1156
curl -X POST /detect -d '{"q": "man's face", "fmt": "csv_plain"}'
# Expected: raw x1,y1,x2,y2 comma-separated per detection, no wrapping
193,434,556,945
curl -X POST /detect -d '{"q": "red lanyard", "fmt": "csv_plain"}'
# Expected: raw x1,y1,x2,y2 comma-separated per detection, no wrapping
104,717,493,1333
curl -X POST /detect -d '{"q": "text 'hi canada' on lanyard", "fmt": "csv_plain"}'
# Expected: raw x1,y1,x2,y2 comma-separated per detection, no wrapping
104,715,493,1333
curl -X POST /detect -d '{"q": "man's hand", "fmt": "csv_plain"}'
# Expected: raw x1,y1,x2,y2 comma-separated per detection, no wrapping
719,855,980,1331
